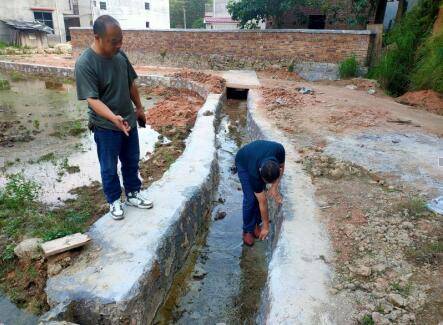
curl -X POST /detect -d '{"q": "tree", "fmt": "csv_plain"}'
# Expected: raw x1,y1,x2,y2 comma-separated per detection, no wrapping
227,0,297,28
170,0,212,29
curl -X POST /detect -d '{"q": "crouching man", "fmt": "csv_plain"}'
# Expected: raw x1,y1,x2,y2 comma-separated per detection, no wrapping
75,15,153,220
235,140,285,246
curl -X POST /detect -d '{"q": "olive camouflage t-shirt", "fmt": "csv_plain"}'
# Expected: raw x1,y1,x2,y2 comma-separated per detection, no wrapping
75,48,137,131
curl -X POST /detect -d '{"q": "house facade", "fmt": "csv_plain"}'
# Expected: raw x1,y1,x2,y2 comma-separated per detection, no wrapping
90,0,170,30
0,0,170,46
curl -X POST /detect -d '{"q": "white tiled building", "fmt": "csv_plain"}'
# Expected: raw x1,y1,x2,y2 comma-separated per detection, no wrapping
90,0,170,30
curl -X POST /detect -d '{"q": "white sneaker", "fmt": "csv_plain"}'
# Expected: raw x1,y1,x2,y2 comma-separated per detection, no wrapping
126,191,154,209
110,200,124,220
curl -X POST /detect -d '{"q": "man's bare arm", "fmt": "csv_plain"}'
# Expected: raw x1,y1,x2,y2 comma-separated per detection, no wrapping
269,163,285,204
130,82,146,124
255,191,270,240
87,98,130,135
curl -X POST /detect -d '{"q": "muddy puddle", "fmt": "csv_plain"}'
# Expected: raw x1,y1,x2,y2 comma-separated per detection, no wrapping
0,295,37,325
154,99,268,324
0,72,161,205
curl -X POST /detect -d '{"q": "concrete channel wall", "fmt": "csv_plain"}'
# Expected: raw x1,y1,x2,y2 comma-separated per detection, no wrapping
0,61,225,323
247,90,344,324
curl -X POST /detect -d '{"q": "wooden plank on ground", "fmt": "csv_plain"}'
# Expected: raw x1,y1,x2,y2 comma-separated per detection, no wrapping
41,233,91,257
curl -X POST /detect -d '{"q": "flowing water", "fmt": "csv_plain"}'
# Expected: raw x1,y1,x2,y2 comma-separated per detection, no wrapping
154,99,268,324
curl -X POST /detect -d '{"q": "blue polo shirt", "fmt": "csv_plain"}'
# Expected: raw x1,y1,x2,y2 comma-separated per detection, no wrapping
235,140,285,193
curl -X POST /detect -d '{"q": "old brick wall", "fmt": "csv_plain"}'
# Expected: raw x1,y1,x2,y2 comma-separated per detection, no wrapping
70,28,374,70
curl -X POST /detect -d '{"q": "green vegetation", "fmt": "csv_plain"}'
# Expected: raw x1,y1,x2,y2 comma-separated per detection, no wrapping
9,71,27,82
170,0,212,28
369,0,440,96
410,32,443,93
37,152,57,164
397,196,428,219
391,281,412,296
360,314,374,325
0,79,11,90
407,240,443,264
339,54,359,79
288,60,295,73
49,119,87,139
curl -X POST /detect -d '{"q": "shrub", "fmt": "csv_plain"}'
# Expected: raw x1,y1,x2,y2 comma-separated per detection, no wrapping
339,54,359,79
410,32,443,93
370,0,439,95
0,174,40,210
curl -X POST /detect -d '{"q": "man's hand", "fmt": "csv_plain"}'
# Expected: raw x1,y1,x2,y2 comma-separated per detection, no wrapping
268,187,283,204
136,106,146,128
259,223,270,240
112,115,131,136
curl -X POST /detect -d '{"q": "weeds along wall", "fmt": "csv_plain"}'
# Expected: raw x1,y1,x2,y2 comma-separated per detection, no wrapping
70,28,375,70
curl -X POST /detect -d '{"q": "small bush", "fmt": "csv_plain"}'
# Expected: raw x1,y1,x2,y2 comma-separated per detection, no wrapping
370,0,439,95
0,174,40,210
288,60,295,73
361,314,374,325
339,54,359,79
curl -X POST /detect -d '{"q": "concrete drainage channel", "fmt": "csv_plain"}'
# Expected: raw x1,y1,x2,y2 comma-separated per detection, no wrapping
0,64,336,323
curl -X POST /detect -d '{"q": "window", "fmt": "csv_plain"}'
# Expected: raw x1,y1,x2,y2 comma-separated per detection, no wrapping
33,11,54,31
145,21,150,28
145,2,150,10
100,1,107,10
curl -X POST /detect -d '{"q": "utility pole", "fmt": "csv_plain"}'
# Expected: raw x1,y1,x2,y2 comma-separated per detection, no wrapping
183,7,187,29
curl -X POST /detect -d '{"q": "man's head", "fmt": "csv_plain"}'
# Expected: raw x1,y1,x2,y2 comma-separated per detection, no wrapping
93,15,122,57
260,159,280,184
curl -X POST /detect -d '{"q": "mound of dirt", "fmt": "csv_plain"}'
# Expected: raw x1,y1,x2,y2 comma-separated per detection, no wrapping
396,90,443,116
146,87,204,130
168,70,225,93
261,87,305,110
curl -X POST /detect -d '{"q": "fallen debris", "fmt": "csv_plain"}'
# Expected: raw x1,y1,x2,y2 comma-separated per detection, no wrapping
41,233,90,258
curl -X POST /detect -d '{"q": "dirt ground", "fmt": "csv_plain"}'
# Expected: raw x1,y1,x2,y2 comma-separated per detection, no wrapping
257,72,443,324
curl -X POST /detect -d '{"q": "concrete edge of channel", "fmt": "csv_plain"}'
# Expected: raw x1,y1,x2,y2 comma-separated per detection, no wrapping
247,89,351,324
0,60,226,324
41,82,225,324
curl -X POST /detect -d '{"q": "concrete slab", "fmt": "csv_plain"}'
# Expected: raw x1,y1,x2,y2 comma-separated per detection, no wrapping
221,70,260,90
43,77,224,324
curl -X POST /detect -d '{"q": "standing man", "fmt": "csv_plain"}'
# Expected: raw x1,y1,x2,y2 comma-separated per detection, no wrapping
235,140,285,246
75,15,153,220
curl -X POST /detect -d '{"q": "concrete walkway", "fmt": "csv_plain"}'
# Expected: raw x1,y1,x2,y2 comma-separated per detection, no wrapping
221,70,261,89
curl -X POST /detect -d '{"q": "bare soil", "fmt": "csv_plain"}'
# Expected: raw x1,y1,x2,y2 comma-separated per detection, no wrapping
396,90,443,116
258,74,443,324
167,70,226,93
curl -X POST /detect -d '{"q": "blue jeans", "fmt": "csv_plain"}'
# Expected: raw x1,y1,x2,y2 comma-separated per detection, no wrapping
94,127,142,203
236,163,262,233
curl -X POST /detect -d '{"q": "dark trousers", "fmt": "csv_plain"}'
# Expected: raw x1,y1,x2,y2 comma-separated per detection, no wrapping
236,163,262,233
94,127,142,203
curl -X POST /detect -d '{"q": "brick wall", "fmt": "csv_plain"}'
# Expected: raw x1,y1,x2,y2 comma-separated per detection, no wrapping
70,28,374,70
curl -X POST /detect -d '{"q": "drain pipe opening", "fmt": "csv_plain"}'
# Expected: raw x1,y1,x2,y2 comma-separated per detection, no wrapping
227,87,249,100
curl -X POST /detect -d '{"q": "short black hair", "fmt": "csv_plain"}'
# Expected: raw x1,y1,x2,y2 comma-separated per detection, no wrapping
93,15,120,38
260,159,280,183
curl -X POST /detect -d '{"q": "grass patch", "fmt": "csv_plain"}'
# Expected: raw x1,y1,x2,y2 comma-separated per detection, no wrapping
0,174,107,313
49,119,87,139
339,54,359,79
9,71,27,82
407,240,443,265
396,196,429,219
391,281,412,296
360,314,374,325
36,152,57,164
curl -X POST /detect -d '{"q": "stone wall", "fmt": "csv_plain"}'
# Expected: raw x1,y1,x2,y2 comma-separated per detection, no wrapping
70,28,374,70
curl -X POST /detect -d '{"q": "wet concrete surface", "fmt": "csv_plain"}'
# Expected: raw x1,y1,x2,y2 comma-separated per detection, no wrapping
154,100,268,324
0,72,161,205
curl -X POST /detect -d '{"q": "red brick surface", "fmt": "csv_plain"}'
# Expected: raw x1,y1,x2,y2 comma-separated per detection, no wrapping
71,29,373,69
